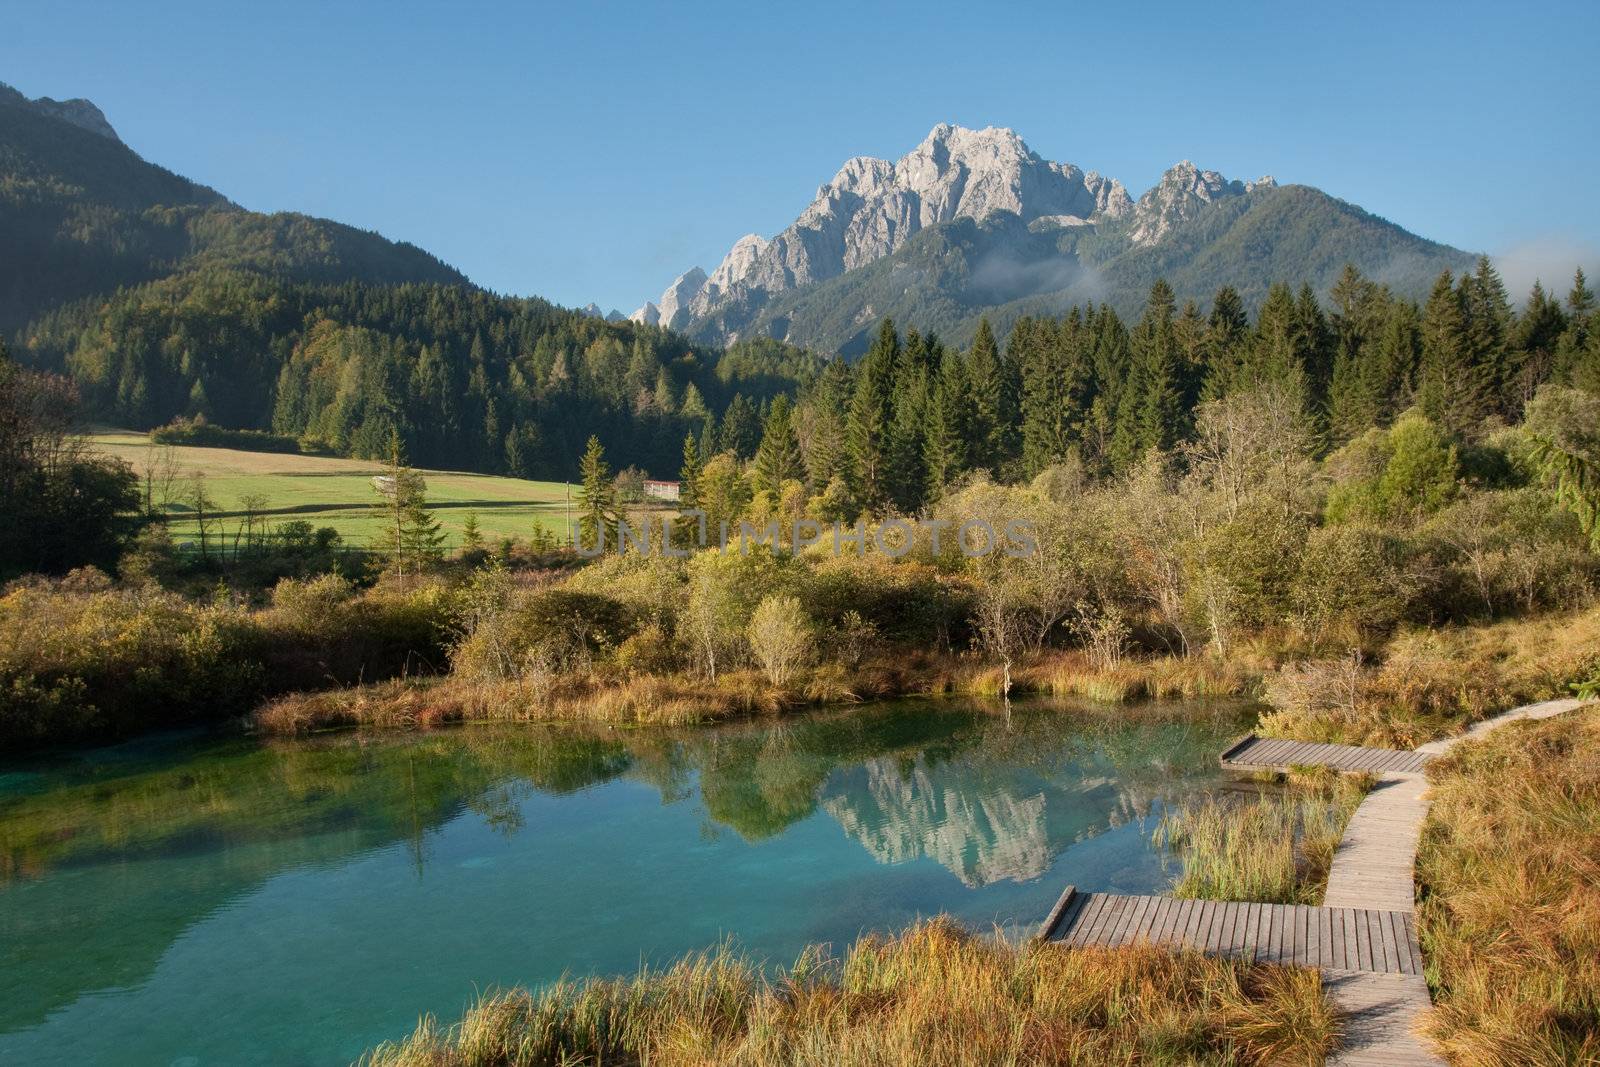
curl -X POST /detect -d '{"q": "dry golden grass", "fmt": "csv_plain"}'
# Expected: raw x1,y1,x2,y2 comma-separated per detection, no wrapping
960,650,1257,703
359,918,1341,1067
1416,708,1600,1065
1155,768,1373,905
1259,604,1600,747
251,672,800,734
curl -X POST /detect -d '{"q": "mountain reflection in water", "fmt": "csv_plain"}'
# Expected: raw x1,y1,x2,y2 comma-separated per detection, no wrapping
0,697,1251,1067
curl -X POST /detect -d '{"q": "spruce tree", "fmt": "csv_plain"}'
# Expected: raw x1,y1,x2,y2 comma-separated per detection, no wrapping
923,345,970,497
1417,271,1492,436
845,320,899,512
1133,280,1183,456
719,394,761,459
966,318,1010,472
679,432,702,509
1462,256,1513,414
676,432,703,544
1202,286,1250,398
752,394,804,494
885,361,930,511
576,434,618,552
372,433,445,579
802,358,852,491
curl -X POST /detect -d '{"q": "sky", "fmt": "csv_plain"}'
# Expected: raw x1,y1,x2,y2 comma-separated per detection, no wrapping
6,0,1598,313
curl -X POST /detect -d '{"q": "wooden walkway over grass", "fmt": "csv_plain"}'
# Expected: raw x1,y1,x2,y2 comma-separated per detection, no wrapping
1040,698,1593,1066
1219,734,1430,775
1040,889,1424,975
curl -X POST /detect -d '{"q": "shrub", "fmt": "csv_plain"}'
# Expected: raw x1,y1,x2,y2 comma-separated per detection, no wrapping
0,581,261,746
746,595,814,687
453,586,634,680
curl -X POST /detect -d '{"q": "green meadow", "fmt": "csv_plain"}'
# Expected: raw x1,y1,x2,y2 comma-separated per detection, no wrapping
89,430,577,549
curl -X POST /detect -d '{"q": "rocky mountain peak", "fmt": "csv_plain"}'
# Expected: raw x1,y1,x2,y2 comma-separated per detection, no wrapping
1,83,121,142
1126,160,1275,246
638,123,1133,339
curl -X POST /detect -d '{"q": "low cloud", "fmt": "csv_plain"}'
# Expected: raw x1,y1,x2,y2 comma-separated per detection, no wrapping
1493,237,1599,304
968,248,1105,304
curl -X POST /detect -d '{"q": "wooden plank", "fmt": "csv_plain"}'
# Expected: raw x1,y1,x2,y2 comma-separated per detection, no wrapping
1318,905,1334,969
1353,908,1373,971
1130,895,1162,946
1168,899,1192,948
1146,897,1172,946
1337,907,1356,971
1216,901,1240,957
1203,902,1222,953
1128,895,1160,946
1190,902,1209,953
1403,913,1424,977
1073,894,1113,946
1037,885,1078,942
1210,901,1233,957
1177,902,1203,953
1246,902,1266,963
1065,893,1105,946
1090,894,1130,947
1161,897,1187,944
1108,895,1148,947
1305,904,1320,968
1296,905,1310,967
1218,734,1258,764
1377,909,1400,973
1261,905,1279,964
1384,910,1409,975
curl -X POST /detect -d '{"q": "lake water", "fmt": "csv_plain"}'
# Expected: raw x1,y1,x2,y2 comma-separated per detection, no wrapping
0,699,1252,1066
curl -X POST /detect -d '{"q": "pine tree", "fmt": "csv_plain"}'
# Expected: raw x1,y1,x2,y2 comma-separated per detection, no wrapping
885,360,930,511
372,433,445,579
751,394,804,494
719,393,761,459
1417,271,1492,436
1202,286,1250,398
801,358,852,491
845,320,898,512
676,432,703,545
1461,256,1514,414
1134,280,1183,456
923,345,970,497
966,318,1014,472
576,434,618,552
460,512,484,555
1569,267,1596,316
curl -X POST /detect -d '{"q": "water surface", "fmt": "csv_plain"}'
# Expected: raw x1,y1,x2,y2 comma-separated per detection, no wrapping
0,698,1251,1065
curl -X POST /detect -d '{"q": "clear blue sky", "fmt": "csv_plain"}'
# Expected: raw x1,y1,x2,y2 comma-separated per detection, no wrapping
7,0,1598,312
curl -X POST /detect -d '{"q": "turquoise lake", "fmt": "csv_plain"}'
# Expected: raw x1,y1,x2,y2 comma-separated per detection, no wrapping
0,699,1252,1066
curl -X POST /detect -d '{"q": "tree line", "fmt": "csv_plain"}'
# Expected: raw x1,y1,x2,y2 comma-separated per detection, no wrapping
691,261,1600,521
16,268,819,481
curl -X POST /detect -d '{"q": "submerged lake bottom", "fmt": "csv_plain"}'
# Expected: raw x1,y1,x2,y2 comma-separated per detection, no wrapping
0,697,1256,1066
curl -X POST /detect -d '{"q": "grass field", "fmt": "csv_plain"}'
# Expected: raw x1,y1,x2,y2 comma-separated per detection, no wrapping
90,430,579,549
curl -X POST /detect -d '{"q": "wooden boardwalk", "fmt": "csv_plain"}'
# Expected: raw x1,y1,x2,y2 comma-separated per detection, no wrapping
1219,734,1430,776
1324,774,1433,913
1038,700,1592,1064
1040,888,1424,975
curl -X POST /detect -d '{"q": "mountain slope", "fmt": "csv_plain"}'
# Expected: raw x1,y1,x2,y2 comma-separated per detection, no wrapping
0,82,467,334
634,125,1476,353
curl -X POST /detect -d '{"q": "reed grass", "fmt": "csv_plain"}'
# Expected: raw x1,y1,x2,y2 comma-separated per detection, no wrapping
1259,604,1600,747
359,918,1340,1066
1154,768,1372,904
1416,707,1600,1064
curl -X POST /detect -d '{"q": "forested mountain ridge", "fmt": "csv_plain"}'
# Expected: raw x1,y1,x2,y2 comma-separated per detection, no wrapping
634,125,1476,354
5,84,819,479
0,81,467,334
